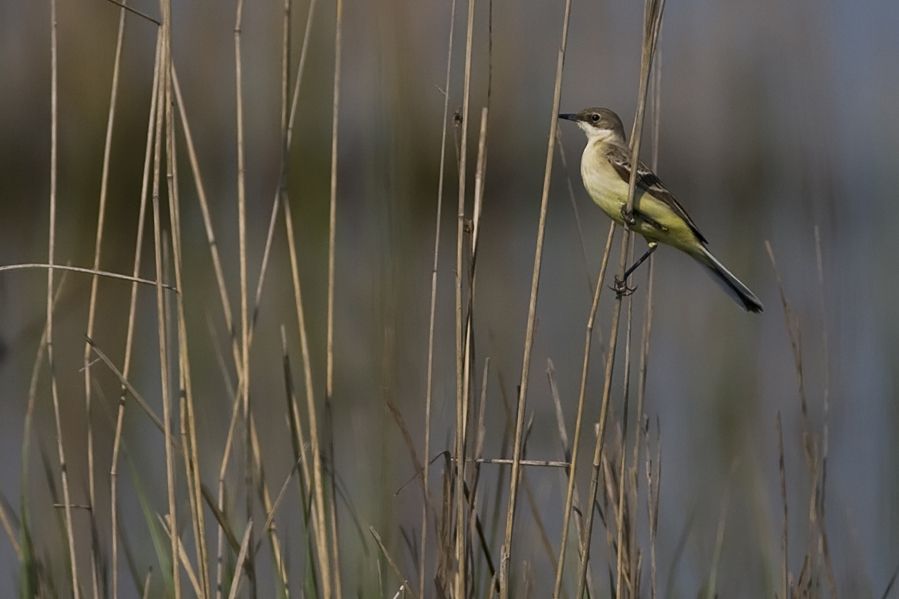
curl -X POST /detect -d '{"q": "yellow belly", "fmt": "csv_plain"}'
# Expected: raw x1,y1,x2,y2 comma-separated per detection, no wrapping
580,145,700,253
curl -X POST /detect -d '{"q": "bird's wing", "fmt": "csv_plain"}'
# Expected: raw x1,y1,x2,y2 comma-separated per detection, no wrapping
605,145,707,244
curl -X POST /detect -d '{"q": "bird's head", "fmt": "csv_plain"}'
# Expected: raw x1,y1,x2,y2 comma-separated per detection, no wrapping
558,107,626,144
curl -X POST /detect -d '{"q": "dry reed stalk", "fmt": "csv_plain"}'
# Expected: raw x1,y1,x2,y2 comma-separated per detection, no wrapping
420,1,457,594
151,0,179,592
645,422,661,599
251,0,318,348
171,68,238,365
767,237,838,596
615,259,637,599
453,1,476,595
231,3,257,594
574,1,666,595
46,0,79,594
547,360,597,598
162,49,210,599
813,227,837,596
326,0,345,594
467,360,491,591
284,189,333,596
110,34,161,596
276,0,333,588
172,2,320,581
499,1,573,594
628,48,662,592
551,221,616,599
280,326,322,597
81,4,127,589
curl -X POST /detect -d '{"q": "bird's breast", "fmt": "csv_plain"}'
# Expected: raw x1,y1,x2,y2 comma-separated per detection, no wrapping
580,143,628,224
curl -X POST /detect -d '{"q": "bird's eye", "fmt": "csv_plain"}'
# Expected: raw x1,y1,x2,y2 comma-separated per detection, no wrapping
590,113,600,123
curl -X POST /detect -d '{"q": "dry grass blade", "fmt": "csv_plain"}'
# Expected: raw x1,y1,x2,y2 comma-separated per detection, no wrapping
370,526,419,599
777,412,789,599
227,522,254,599
253,454,303,556
0,263,177,290
764,241,807,418
159,515,203,599
247,420,289,594
500,1,573,594
104,0,160,25
87,339,169,435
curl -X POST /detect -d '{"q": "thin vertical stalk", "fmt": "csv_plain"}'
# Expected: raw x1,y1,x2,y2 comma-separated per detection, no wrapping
110,32,162,599
326,0,344,593
499,1,573,595
82,2,128,595
453,1,476,596
575,1,665,594
629,50,662,591
284,194,333,597
615,260,636,599
152,0,180,594
232,1,257,594
251,0,318,352
166,61,209,599
420,0,456,595
551,221,616,599
326,0,343,419
47,0,79,594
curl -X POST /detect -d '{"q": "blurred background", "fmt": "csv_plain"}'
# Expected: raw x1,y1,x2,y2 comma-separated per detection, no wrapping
1,0,897,596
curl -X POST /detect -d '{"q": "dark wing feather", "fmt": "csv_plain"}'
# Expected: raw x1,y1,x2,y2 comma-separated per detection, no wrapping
606,145,707,244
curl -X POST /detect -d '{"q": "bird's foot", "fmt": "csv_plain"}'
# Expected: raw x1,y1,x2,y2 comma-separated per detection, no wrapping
611,276,637,298
620,206,637,227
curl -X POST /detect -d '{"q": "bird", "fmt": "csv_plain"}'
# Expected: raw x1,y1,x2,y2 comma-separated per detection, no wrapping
558,107,763,313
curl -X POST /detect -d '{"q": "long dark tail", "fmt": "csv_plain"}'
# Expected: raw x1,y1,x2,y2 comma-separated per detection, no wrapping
693,246,763,313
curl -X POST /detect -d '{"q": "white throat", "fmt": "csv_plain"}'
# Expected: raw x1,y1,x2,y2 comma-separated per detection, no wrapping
577,122,621,144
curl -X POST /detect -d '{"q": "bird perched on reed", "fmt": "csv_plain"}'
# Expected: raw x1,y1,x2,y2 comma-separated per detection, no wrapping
559,107,763,312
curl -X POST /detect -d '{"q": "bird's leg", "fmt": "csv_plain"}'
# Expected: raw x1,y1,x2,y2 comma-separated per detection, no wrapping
611,242,658,298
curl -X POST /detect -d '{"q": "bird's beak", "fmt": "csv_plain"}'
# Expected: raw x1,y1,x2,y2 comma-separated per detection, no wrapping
558,113,578,122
